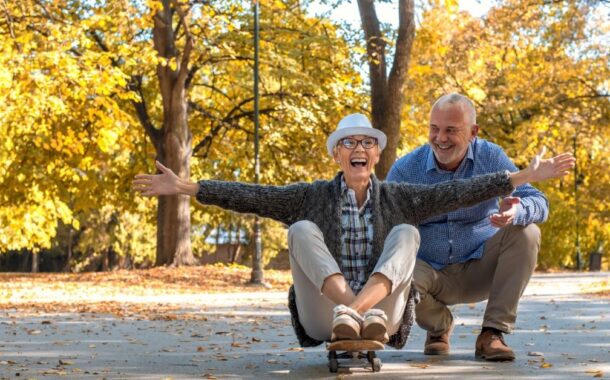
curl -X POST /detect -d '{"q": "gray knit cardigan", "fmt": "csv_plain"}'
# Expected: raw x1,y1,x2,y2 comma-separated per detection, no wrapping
196,171,514,348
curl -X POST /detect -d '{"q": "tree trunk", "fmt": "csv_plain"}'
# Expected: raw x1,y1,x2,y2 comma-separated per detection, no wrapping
357,0,415,179
231,221,243,263
102,248,109,271
151,0,197,266
228,223,235,262
231,245,242,264
64,227,73,272
31,251,39,273
154,110,195,266
214,224,221,262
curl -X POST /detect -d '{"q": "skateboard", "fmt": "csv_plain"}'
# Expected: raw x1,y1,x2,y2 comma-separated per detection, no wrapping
326,339,384,373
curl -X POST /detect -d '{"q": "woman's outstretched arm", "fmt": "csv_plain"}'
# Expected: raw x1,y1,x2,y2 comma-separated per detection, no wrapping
133,161,307,226
392,148,575,224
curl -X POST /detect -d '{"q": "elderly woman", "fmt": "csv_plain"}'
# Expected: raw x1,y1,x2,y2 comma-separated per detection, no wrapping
133,113,573,349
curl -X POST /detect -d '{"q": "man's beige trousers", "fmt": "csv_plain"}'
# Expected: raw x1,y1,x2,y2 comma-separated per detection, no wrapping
414,224,540,335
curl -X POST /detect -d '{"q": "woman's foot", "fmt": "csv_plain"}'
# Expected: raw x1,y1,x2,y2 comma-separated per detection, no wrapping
361,308,388,343
331,305,363,341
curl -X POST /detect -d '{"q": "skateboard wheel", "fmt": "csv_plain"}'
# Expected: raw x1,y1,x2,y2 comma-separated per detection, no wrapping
329,357,338,373
367,350,376,362
372,357,381,372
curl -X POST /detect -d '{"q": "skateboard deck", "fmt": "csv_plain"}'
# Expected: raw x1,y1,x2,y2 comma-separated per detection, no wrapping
326,340,384,373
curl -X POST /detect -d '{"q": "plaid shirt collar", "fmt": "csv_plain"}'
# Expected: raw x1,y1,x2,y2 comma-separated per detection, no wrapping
340,175,373,213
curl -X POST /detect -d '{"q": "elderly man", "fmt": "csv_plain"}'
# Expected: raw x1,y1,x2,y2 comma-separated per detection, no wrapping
388,93,550,361
134,113,573,349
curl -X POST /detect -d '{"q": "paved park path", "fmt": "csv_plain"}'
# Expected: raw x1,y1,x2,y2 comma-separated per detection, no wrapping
1,272,608,379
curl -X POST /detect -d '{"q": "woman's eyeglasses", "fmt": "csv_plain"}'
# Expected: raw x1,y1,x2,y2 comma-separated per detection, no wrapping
338,137,378,150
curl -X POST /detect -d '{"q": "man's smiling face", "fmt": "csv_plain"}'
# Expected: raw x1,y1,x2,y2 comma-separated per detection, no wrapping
428,103,478,171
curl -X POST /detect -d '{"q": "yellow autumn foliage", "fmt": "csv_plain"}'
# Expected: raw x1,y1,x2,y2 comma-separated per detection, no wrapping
0,0,607,270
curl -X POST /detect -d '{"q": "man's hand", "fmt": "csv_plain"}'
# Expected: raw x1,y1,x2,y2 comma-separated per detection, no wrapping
509,147,575,187
490,196,520,228
133,161,198,197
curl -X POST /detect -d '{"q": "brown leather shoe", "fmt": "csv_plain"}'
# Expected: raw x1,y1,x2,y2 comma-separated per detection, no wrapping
475,329,516,361
424,323,453,355
424,331,450,355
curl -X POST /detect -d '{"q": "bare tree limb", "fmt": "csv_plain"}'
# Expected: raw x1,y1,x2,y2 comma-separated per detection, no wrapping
171,0,193,86
129,75,163,147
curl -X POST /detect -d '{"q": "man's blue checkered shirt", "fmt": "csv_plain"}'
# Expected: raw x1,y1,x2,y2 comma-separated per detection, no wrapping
387,138,549,270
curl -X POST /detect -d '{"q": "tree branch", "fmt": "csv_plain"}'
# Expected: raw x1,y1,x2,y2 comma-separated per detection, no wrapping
388,0,415,90
189,101,276,157
129,75,163,147
171,0,193,86
0,0,16,39
357,0,387,95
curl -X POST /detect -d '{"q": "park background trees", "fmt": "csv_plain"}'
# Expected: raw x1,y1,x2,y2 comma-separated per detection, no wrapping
0,0,608,272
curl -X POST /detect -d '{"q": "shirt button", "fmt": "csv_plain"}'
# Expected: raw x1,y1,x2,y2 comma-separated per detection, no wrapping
449,239,453,244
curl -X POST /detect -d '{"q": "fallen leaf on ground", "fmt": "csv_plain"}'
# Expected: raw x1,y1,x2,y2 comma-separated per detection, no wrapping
586,370,604,377
42,369,67,375
410,364,429,369
528,351,544,356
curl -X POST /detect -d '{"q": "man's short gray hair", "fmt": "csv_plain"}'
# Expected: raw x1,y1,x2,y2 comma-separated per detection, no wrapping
431,93,477,125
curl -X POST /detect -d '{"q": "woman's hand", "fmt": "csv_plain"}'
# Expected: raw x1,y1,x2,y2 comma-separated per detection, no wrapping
133,161,198,197
510,147,576,187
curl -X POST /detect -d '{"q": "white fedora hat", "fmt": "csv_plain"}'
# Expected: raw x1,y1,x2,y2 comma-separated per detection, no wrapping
326,113,387,156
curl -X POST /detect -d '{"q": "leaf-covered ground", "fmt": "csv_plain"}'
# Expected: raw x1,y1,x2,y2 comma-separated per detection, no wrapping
0,271,608,379
0,264,292,318
0,267,607,320
585,279,610,298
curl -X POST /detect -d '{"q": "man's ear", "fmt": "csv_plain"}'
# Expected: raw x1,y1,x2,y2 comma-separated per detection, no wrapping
471,124,480,140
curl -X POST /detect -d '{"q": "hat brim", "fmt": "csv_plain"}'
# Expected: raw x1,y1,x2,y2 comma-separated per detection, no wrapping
327,126,387,156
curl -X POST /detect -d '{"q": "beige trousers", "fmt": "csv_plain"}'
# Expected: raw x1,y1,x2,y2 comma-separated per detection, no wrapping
414,224,540,335
288,220,419,341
